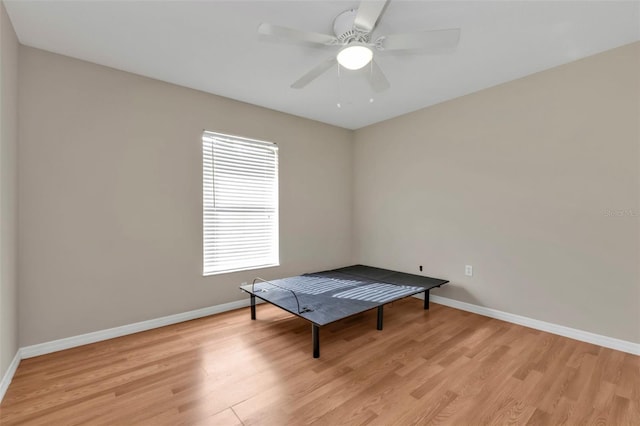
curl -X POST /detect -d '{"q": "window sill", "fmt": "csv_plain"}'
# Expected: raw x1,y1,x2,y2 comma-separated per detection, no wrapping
203,263,280,277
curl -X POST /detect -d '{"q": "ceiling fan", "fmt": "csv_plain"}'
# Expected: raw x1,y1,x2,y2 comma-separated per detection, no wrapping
258,0,461,92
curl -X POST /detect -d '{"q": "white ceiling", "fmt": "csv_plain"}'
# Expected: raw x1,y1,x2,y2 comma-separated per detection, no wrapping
5,0,640,130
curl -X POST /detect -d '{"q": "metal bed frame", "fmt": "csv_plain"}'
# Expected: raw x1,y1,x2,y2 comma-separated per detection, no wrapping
240,264,448,358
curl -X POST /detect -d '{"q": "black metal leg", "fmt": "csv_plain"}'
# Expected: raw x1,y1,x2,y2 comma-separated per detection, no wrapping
377,306,383,330
250,295,256,320
424,290,430,310
312,324,320,358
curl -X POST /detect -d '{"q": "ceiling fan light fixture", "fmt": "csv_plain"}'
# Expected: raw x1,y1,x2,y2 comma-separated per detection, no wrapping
337,43,373,70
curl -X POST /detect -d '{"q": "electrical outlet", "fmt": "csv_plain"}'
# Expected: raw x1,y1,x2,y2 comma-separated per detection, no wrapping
465,265,473,276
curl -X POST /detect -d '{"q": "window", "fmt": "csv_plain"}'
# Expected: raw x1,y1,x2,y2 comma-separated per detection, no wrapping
202,131,279,275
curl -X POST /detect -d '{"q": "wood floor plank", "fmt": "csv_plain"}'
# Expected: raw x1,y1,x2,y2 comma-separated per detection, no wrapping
1,299,638,425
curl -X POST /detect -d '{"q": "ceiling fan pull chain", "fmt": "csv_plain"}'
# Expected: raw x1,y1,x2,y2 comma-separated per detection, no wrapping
337,63,343,108
369,61,375,104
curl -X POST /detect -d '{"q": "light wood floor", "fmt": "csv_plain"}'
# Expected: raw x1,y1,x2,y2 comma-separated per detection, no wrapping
1,299,638,425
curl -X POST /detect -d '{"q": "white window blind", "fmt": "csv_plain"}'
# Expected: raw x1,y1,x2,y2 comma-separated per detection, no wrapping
202,131,279,275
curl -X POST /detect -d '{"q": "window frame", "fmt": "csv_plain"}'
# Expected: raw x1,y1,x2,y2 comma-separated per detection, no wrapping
202,131,280,276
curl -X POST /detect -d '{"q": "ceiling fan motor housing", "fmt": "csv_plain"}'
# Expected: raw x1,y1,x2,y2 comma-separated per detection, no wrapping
333,9,370,44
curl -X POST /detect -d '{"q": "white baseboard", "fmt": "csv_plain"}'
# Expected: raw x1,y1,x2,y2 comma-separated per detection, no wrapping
0,350,21,403
20,298,255,359
422,294,640,356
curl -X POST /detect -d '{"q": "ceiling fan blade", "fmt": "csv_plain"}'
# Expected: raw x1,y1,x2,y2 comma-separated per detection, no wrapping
291,56,337,89
377,28,460,51
354,0,388,33
258,23,338,46
367,60,390,92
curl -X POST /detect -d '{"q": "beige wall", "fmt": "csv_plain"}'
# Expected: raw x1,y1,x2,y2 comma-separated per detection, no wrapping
15,39,640,347
18,47,353,346
0,1,19,377
354,42,640,343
